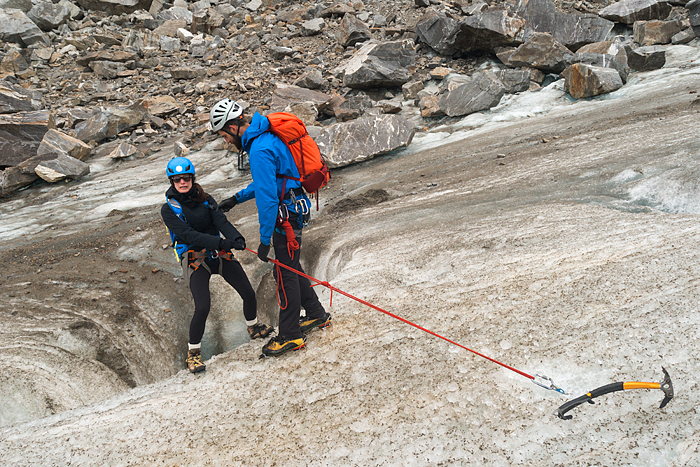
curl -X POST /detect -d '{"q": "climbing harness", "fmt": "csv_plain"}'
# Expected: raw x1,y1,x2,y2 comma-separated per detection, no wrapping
245,247,568,395
165,196,231,270
557,367,674,419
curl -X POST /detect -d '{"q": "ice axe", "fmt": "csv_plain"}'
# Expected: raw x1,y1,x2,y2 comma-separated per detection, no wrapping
557,367,674,420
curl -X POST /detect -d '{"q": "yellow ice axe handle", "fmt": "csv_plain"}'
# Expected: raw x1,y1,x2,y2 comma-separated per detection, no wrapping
557,381,660,420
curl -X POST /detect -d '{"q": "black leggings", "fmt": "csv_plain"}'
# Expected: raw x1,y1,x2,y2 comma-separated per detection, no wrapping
273,230,326,340
187,257,257,345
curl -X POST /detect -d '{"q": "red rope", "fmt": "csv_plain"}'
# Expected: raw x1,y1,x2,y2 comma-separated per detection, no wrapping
246,247,535,381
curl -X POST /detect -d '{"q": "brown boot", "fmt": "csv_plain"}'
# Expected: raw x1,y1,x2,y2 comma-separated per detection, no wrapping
186,348,206,373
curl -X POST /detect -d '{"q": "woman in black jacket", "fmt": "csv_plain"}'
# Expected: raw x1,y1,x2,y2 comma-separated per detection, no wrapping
161,157,272,373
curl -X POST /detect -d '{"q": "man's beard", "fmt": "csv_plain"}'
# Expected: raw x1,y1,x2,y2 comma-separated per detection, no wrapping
230,134,242,151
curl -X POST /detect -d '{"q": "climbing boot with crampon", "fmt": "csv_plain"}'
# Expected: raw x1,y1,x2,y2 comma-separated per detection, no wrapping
248,323,274,340
261,335,306,357
300,312,332,334
186,348,206,373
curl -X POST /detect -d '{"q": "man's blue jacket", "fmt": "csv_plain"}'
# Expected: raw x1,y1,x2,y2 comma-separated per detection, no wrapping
234,112,308,245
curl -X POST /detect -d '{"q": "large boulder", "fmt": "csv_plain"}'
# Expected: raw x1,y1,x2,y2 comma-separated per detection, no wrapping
0,111,55,168
562,63,624,98
626,45,666,70
74,107,145,144
574,37,630,83
270,83,332,113
37,129,91,161
27,1,71,31
515,0,614,51
598,0,672,24
0,81,42,114
0,9,50,47
418,8,526,56
335,40,416,89
337,13,371,47
507,32,575,73
315,114,416,168
34,152,90,183
415,10,459,56
438,71,505,117
634,19,685,45
689,0,700,36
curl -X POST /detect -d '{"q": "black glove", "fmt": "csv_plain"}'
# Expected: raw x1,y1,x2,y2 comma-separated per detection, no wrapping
218,196,238,212
220,238,236,252
257,242,270,262
232,236,246,251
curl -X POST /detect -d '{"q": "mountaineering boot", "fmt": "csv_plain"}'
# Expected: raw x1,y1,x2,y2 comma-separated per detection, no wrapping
261,335,306,357
186,348,206,373
300,312,332,335
248,322,274,339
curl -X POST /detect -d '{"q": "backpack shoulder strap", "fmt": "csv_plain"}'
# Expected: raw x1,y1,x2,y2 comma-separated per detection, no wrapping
166,197,187,223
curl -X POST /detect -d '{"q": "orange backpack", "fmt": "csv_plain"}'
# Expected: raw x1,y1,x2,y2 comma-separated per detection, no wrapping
267,112,330,199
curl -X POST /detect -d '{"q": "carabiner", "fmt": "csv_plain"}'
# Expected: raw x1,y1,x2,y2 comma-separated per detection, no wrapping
533,374,569,395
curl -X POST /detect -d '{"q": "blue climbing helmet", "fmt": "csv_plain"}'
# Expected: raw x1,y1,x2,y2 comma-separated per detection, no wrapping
166,157,195,179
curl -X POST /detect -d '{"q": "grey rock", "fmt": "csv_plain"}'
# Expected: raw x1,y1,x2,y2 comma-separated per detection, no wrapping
336,40,416,89
415,10,459,56
598,0,672,25
37,129,91,161
74,107,145,144
0,111,54,168
337,13,372,48
634,19,685,45
671,28,696,44
35,152,90,183
447,9,527,54
160,36,181,52
315,114,416,168
301,18,326,36
573,52,629,83
626,45,666,70
157,6,192,24
562,63,623,98
27,1,71,32
90,61,129,79
0,0,32,13
402,80,425,100
269,46,295,60
109,141,140,160
320,3,355,18
0,9,50,47
515,0,614,50
170,66,207,80
74,0,153,16
690,0,700,35
496,69,532,93
438,71,505,117
508,33,575,73
76,50,139,67
0,165,38,196
270,83,332,113
0,80,42,114
293,68,326,90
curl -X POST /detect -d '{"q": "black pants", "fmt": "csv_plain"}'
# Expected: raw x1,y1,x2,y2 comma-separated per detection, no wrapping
187,257,257,345
273,230,326,340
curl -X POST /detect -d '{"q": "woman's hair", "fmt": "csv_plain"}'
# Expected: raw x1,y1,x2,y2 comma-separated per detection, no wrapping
191,182,209,203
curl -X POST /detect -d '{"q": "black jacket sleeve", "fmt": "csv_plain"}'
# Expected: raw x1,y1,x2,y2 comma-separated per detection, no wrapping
161,203,223,252
208,197,244,241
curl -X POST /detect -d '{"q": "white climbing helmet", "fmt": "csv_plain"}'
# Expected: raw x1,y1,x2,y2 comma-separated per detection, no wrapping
209,98,243,132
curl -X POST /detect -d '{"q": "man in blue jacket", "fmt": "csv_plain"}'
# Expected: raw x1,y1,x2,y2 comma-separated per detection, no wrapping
209,98,331,357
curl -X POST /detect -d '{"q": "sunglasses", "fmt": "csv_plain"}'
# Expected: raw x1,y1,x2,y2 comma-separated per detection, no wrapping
171,175,192,183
